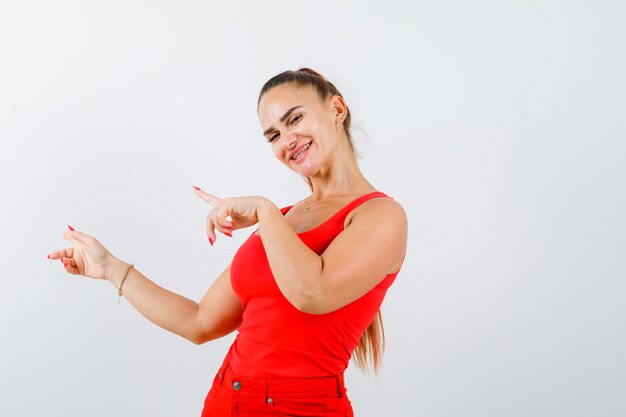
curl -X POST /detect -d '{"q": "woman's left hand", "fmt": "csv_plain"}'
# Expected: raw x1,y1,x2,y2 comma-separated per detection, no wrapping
193,186,271,244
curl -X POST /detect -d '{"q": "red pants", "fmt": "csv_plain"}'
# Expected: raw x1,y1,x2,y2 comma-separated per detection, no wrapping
201,355,354,416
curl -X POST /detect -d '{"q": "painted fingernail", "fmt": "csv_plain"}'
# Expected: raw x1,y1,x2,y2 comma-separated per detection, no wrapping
192,186,201,191
47,254,51,259
67,225,75,231
208,236,214,246
224,231,232,237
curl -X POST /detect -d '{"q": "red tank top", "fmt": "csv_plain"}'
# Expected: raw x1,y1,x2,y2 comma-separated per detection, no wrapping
228,191,403,378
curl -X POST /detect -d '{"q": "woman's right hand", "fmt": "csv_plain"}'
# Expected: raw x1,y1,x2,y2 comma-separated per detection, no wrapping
48,226,116,281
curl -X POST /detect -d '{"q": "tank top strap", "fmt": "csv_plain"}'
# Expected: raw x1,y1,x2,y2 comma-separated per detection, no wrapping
333,190,393,223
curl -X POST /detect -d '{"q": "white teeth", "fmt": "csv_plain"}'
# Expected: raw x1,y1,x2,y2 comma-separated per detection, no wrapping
292,143,310,160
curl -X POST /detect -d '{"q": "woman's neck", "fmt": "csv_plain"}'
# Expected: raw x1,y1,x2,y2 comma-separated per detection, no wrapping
307,167,372,203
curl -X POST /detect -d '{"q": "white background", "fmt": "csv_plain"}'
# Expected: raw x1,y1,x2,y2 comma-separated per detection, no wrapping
1,1,625,416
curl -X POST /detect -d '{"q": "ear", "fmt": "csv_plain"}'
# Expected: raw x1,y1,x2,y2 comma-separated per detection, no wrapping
328,94,348,124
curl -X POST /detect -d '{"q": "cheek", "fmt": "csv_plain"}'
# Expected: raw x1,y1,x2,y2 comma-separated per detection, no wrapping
310,118,334,142
271,145,283,161
297,115,321,134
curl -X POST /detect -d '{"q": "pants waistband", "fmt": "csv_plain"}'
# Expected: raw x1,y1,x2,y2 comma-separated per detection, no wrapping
215,355,346,399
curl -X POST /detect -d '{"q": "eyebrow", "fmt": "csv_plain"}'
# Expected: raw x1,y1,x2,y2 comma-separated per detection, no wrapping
262,106,302,137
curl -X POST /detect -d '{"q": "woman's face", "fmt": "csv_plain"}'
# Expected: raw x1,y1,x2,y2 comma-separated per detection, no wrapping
258,83,345,177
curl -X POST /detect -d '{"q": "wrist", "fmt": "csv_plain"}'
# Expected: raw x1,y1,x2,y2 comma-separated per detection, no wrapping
105,257,130,286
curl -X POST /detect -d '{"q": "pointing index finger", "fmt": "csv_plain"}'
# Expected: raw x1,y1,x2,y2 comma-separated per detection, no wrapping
193,187,221,206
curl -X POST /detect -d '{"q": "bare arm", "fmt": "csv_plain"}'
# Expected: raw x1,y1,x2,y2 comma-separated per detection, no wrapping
195,263,243,344
105,260,242,345
257,197,408,314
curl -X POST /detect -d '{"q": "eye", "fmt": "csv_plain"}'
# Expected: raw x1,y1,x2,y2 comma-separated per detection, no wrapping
290,114,302,124
267,133,279,143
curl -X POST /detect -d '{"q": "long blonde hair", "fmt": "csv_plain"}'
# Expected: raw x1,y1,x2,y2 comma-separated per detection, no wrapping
353,310,385,374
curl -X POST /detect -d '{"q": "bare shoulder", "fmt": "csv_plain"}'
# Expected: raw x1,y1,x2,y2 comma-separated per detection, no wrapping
340,195,407,275
345,196,408,230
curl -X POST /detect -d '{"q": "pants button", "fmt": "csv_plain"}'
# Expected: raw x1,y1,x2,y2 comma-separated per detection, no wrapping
232,381,241,391
266,398,273,404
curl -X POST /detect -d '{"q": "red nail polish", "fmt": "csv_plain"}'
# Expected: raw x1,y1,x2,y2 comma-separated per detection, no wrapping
208,236,214,246
224,231,232,237
67,225,75,231
47,254,50,259
193,186,201,191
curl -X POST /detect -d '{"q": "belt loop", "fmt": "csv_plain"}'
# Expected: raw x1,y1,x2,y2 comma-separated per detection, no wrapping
216,356,230,387
217,363,228,386
263,380,271,408
336,373,345,398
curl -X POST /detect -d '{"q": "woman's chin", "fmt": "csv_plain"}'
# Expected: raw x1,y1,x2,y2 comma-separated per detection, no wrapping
291,162,318,178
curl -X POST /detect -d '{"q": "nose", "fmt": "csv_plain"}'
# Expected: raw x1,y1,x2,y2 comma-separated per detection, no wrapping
282,132,297,151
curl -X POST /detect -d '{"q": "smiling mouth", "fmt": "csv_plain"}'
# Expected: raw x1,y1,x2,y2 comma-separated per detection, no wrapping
291,142,311,161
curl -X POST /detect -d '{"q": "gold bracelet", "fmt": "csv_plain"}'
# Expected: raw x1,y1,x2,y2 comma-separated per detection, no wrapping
117,263,134,304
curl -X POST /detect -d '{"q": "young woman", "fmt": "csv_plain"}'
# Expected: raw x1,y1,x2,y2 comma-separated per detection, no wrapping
48,68,408,416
